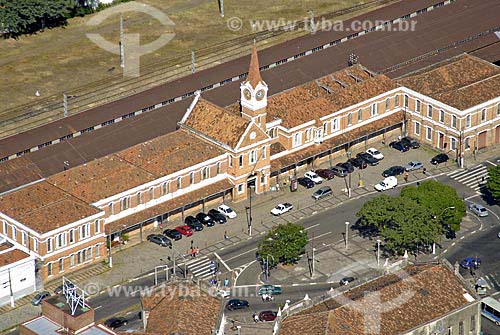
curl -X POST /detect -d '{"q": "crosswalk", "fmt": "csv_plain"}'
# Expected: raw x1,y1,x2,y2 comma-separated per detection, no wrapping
480,274,500,290
179,255,218,280
447,164,489,193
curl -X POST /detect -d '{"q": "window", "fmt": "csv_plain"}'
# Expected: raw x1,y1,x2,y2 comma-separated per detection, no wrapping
202,167,210,180
12,226,16,240
109,203,114,215
56,233,66,249
257,115,261,125
395,95,400,106
404,94,409,107
47,263,53,276
427,104,433,118
228,156,232,168
239,155,244,167
385,98,390,110
481,108,486,122
77,251,82,264
458,321,463,335
497,103,500,116
33,239,38,252
189,172,195,185
249,150,257,164
69,229,75,243
416,100,421,113
148,187,153,200
2,221,6,234
452,115,457,129
59,258,64,272
216,162,221,174
470,315,475,331
70,254,75,267
466,115,471,128
267,128,277,138
161,182,169,196
137,192,142,205
237,184,244,194
21,232,26,246
95,245,100,258
414,122,420,136
439,110,445,123
262,146,266,160
347,113,352,126
331,118,340,132
465,137,470,149
293,132,302,147
357,109,362,121
94,220,100,234
260,174,266,185
120,197,129,211
177,176,182,189
370,103,378,116
80,224,90,240
426,127,432,141
323,122,328,135
451,137,457,151
87,247,92,261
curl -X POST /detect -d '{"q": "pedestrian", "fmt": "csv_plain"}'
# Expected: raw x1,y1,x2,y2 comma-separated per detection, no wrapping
224,231,229,240
423,167,427,175
403,172,409,183
224,278,229,287
253,312,259,323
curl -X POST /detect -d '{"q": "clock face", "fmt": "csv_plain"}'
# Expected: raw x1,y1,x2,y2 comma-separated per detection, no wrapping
243,88,252,100
256,89,265,101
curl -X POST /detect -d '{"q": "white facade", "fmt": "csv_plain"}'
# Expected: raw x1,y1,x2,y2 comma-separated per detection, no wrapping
0,245,36,307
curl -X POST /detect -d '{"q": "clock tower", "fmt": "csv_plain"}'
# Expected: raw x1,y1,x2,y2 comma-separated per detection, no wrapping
240,46,268,128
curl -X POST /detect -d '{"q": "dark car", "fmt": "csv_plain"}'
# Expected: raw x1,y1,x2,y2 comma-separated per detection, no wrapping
460,257,481,269
185,216,203,231
382,166,405,177
226,299,250,310
31,291,50,306
401,136,420,149
147,234,172,247
54,282,75,295
339,277,356,285
336,162,354,173
196,212,215,227
356,152,379,166
259,310,277,322
163,229,182,240
297,177,315,188
330,166,347,178
431,153,449,165
389,140,410,152
208,209,227,224
348,157,367,169
104,317,128,330
312,186,333,200
315,169,335,180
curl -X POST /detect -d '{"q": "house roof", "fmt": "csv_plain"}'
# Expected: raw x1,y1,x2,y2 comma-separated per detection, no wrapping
183,98,250,148
0,181,100,234
397,54,500,106
279,265,474,335
246,45,264,88
116,130,225,177
142,283,221,335
0,244,31,266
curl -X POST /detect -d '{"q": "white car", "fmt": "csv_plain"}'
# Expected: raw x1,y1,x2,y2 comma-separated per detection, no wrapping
271,203,293,216
366,148,384,160
218,204,237,219
469,204,488,217
404,160,423,171
304,171,323,184
215,288,230,298
374,176,397,191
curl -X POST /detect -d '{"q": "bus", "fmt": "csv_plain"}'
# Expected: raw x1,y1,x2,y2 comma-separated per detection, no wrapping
481,297,500,325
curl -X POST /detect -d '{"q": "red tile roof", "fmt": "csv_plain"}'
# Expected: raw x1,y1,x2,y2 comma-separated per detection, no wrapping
0,246,30,266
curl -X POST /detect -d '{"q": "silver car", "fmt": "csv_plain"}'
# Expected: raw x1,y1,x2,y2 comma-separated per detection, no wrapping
404,161,423,171
469,204,488,217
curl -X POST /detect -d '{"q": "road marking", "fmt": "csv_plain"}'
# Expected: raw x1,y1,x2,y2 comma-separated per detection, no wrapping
312,211,317,215
305,224,320,231
460,236,465,240
310,232,332,240
94,305,102,310
214,252,231,272
292,284,300,287
471,230,476,234
225,247,258,262
487,160,497,166
465,194,480,200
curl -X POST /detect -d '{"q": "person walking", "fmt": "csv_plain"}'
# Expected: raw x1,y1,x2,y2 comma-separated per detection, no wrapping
403,172,409,183
224,231,229,240
423,167,427,175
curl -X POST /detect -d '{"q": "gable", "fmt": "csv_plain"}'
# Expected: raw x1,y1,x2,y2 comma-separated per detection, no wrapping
235,122,270,150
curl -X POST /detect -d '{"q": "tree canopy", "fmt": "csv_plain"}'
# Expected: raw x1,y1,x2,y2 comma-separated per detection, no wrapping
486,166,500,200
258,222,308,267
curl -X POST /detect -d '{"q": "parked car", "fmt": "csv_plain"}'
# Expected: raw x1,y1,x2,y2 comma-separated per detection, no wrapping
196,212,215,227
271,203,293,216
460,257,481,269
382,166,405,177
315,168,335,180
54,282,75,295
185,216,204,231
401,136,420,149
356,152,379,166
431,153,449,165
258,285,283,296
226,299,250,310
339,277,356,285
297,177,315,188
366,148,384,160
348,157,367,169
312,186,333,200
336,162,354,173
31,291,50,306
175,225,193,236
208,209,227,224
104,317,128,330
163,229,182,240
330,166,347,178
389,140,410,152
147,234,172,247
304,171,323,184
469,203,488,217
259,310,278,322
374,176,398,191
215,288,230,298
218,204,237,219
404,161,424,171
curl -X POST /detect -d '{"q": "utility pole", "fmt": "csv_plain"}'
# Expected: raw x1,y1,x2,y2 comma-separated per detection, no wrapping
119,13,124,69
63,93,68,117
345,221,350,250
191,50,196,73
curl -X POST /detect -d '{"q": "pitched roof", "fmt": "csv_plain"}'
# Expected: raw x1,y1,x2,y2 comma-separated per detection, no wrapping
183,97,250,148
246,45,264,88
142,283,221,335
0,181,101,234
0,244,31,266
279,265,474,335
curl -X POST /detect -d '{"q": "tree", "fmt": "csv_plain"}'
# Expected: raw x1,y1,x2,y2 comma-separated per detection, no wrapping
486,166,500,200
258,223,308,266
400,180,466,232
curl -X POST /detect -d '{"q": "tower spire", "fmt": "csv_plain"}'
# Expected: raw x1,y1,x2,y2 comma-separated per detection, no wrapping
247,45,263,88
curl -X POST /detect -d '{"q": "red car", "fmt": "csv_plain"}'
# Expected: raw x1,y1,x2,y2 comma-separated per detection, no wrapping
315,169,335,180
259,310,277,322
175,225,193,236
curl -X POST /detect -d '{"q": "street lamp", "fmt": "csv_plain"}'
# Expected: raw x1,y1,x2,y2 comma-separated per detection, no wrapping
345,222,350,249
346,151,352,198
376,239,381,267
